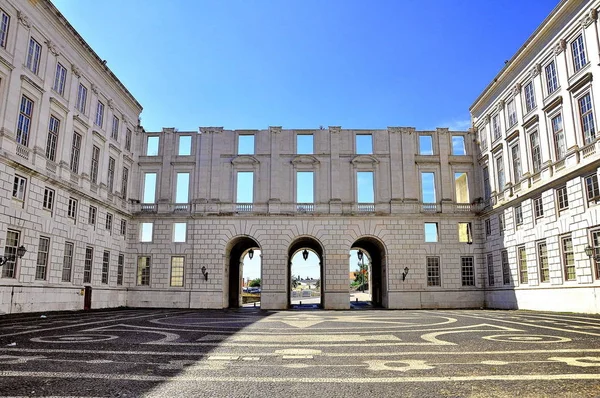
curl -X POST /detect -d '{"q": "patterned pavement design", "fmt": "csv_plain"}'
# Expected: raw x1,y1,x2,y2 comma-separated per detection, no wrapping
0,308,600,397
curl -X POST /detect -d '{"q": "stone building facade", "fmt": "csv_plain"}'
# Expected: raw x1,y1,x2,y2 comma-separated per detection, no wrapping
2,0,600,314
471,0,600,313
0,0,142,313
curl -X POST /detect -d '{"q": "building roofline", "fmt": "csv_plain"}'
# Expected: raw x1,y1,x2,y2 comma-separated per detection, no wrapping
469,0,570,114
43,0,143,112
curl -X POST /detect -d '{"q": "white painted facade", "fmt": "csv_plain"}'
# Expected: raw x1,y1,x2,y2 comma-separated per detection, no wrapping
1,0,600,314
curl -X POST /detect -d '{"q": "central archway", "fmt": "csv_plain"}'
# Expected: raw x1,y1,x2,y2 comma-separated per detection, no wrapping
225,236,261,308
287,236,324,309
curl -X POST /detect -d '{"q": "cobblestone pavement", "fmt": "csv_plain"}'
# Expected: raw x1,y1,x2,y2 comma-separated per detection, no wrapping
1,308,600,397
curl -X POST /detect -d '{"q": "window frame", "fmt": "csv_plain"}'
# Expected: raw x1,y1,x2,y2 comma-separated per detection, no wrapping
46,115,60,161
501,249,510,285
510,141,522,183
461,256,475,287
69,132,82,174
517,245,528,284
544,59,559,96
101,250,110,284
556,185,569,212
2,230,20,278
137,256,151,286
561,235,575,281
578,91,596,145
506,98,517,128
88,205,97,226
571,33,588,73
25,37,41,75
237,134,255,155
355,134,373,155
487,253,495,286
95,100,105,127
42,187,55,213
12,174,26,202
0,8,9,49
117,254,124,286
514,204,523,226
67,197,78,220
495,153,505,192
533,195,544,219
35,236,50,281
107,157,116,193
524,81,537,113
424,222,438,243
551,112,566,160
83,246,93,284
76,83,87,114
537,240,549,283
296,133,314,155
62,241,74,283
140,222,154,242
52,62,67,96
426,256,441,287
529,130,542,174
111,115,119,140
105,212,113,233
90,145,100,184
170,256,185,287
16,95,33,146
585,173,600,203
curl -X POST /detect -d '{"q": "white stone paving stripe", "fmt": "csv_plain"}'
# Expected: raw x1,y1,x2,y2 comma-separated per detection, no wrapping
1,371,600,383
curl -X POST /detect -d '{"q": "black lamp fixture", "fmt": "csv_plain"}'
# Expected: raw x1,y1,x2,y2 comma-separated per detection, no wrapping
302,249,309,261
201,266,209,281
585,245,600,262
402,267,409,281
357,249,364,262
0,245,26,266
248,248,254,260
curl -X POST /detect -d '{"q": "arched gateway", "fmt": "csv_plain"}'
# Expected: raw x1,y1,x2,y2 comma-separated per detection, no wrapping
287,236,324,308
225,236,261,308
350,236,388,308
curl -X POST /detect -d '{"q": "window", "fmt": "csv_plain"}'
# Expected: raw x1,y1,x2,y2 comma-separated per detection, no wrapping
53,63,67,95
552,113,566,160
0,9,9,48
69,133,82,173
95,101,104,127
537,241,549,283
170,256,184,287
496,155,505,192
454,172,469,203
122,167,129,199
561,236,575,281
173,223,187,242
125,128,132,151
533,195,544,219
12,175,26,201
297,134,313,154
524,81,536,112
492,114,501,141
107,157,115,193
175,172,190,203
545,61,558,94
67,197,77,220
506,99,517,127
426,257,440,286
487,253,495,286
111,116,119,140
120,219,127,236
62,242,74,282
518,246,528,284
88,206,97,225
236,171,254,204
296,171,314,204
579,93,596,145
591,229,600,280
572,34,587,72
90,146,100,184
530,131,541,173
238,135,255,155
419,135,433,155
26,37,41,74
356,171,374,204
515,205,523,226
83,246,92,283
143,173,157,203
483,166,491,202
355,134,373,154
16,95,33,146
2,230,19,278
498,213,505,235
76,84,87,113
461,257,475,286
424,223,438,243
46,116,59,161
102,251,110,284
511,143,522,182
43,188,54,212
479,126,487,151
178,135,191,156
117,254,124,286
146,136,159,156
501,250,510,285
485,219,491,236
137,256,151,286
451,136,466,155
140,222,153,242
557,185,569,211
458,222,473,243
421,172,436,203
35,237,50,281
585,173,600,203
106,213,113,232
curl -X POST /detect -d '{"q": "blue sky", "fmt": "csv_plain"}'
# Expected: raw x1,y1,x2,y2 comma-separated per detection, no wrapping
53,0,558,132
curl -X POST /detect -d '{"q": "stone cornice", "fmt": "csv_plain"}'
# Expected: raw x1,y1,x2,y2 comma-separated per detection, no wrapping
92,130,106,143
20,74,44,93
49,97,69,113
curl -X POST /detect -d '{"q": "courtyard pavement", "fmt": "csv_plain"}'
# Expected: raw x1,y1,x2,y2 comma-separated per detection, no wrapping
0,308,600,397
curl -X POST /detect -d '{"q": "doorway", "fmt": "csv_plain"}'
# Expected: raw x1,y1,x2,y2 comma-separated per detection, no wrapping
226,236,261,308
288,237,324,309
349,237,387,308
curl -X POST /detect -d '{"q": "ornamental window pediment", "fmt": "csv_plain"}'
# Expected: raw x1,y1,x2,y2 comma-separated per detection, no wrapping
231,155,259,165
291,155,320,165
351,155,379,166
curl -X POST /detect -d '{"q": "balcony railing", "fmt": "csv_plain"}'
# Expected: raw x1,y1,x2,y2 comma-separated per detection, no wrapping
296,203,314,213
455,204,472,212
582,143,596,159
357,203,375,213
421,203,439,213
16,144,29,160
236,203,253,213
140,204,157,213
173,203,190,213
46,160,57,174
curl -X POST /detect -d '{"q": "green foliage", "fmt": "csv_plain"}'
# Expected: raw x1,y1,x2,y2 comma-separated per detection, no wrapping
249,278,261,287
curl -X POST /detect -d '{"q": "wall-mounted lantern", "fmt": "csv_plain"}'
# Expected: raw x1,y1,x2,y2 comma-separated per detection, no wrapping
357,249,364,262
201,266,209,281
248,248,254,260
402,267,409,281
0,245,26,266
585,245,600,262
